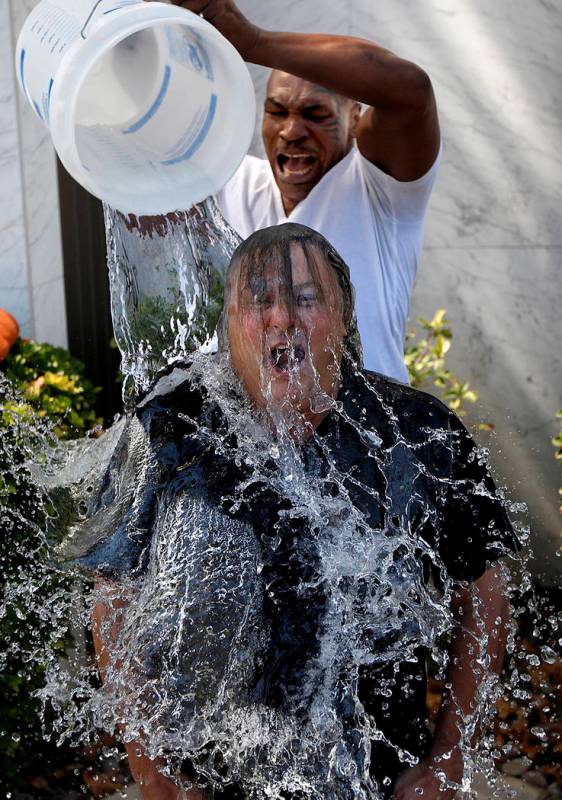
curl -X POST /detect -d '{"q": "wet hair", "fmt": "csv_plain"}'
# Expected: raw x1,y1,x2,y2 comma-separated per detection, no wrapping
218,223,363,368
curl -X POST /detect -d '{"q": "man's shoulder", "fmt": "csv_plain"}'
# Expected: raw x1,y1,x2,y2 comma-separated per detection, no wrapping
217,154,276,232
227,154,272,190
346,368,453,433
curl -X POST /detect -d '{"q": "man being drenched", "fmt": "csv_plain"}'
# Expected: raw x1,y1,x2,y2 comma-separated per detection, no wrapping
79,225,517,800
169,0,441,383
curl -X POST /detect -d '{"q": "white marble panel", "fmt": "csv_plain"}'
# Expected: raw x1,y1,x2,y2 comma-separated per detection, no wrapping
350,0,562,249
411,245,561,578
0,0,32,334
32,273,68,345
10,0,67,347
238,0,351,36
0,288,33,337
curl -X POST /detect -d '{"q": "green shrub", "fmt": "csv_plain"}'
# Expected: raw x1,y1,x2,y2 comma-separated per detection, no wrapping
0,341,103,793
3,339,102,440
404,309,479,417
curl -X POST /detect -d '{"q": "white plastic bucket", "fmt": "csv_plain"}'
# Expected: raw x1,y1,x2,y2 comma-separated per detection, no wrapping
16,0,256,215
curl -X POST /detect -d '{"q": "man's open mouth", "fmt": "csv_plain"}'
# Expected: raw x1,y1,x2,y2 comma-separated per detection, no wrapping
270,344,306,373
277,153,317,177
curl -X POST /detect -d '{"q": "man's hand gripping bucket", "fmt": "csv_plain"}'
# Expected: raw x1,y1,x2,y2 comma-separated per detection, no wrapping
16,0,256,215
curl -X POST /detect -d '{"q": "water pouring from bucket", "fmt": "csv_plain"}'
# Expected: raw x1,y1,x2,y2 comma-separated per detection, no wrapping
16,0,256,215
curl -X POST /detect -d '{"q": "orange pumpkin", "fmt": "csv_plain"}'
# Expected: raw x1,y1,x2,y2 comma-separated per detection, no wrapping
0,308,19,361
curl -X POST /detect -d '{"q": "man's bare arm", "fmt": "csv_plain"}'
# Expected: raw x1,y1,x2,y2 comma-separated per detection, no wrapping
92,582,204,800
170,0,440,180
393,563,512,800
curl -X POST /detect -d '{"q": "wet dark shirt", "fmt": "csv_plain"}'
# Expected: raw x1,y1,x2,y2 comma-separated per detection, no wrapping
70,361,518,797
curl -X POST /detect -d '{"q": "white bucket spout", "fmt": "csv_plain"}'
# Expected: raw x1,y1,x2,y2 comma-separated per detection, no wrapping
16,0,255,215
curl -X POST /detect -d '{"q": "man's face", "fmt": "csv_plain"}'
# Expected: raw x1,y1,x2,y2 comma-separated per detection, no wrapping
262,72,360,214
227,244,346,419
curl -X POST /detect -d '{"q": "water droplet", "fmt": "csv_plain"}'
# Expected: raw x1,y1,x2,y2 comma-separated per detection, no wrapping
540,645,557,664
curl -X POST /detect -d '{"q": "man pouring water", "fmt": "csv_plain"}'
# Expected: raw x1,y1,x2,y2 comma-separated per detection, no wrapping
168,0,441,383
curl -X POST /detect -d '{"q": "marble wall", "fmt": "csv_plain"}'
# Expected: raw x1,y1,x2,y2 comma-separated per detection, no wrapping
0,0,66,345
238,0,562,578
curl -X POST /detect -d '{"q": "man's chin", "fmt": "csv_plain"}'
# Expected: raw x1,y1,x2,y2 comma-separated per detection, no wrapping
273,168,322,206
266,378,311,414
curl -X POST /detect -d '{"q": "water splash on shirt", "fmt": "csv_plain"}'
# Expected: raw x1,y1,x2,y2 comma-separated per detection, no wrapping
30,349,527,799
0,206,552,800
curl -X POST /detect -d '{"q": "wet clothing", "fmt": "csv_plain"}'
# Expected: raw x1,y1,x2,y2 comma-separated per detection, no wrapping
217,147,441,383
71,360,517,798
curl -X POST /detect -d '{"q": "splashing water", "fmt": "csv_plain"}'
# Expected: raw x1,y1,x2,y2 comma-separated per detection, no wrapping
0,206,556,800
35,349,527,799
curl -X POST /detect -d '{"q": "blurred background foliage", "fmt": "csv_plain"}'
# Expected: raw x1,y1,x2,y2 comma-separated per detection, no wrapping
3,339,102,439
405,308,479,417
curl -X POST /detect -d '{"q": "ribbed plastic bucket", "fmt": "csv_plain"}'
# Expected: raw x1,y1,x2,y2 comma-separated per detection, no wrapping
16,0,255,214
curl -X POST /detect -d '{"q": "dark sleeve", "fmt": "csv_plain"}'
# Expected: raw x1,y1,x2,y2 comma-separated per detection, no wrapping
61,365,209,580
60,415,157,580
433,412,520,584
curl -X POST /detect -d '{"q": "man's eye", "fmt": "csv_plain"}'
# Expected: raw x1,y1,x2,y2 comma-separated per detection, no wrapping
307,113,332,122
266,109,287,117
296,294,317,307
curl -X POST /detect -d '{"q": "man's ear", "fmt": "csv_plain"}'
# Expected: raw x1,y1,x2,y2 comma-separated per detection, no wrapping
349,102,363,139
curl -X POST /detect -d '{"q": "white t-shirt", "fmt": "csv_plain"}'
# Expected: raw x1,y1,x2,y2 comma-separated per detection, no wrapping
217,146,441,382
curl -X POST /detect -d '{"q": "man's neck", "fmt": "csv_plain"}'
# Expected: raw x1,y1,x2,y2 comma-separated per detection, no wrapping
281,193,302,217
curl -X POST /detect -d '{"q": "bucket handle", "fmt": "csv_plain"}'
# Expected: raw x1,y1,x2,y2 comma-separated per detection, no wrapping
81,0,104,39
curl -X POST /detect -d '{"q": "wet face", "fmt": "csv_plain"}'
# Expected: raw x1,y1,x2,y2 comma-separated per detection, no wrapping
262,72,360,215
226,244,346,424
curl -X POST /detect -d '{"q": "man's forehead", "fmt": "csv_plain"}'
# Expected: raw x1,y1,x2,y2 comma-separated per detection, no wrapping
234,245,341,298
266,71,339,108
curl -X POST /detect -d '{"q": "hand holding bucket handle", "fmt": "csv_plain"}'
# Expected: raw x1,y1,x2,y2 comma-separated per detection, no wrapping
169,0,261,60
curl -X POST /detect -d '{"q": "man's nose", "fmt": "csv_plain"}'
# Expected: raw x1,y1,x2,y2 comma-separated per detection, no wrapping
280,113,308,141
267,297,295,331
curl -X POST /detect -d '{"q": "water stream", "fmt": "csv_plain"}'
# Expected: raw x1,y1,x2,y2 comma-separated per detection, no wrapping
105,197,241,406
